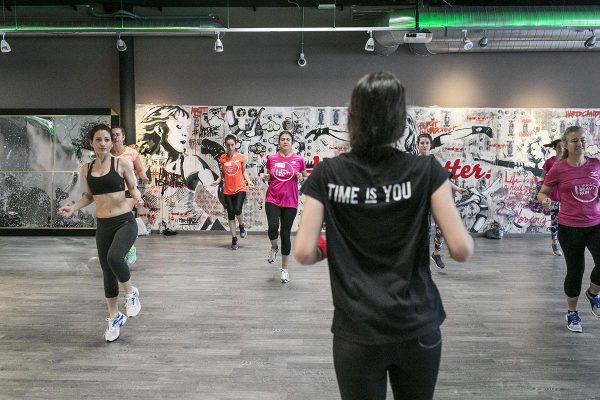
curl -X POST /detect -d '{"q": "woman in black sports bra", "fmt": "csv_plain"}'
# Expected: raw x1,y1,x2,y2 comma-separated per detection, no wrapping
58,124,144,343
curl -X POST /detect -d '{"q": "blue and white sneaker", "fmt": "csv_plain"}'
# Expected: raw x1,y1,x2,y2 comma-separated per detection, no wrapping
105,312,127,342
585,290,600,318
125,246,137,266
125,287,141,318
566,311,583,333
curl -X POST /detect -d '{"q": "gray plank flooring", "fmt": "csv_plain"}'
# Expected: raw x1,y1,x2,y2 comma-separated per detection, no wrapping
0,234,599,399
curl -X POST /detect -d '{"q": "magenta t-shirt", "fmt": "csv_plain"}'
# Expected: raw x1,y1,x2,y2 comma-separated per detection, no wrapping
265,152,306,208
542,156,560,201
544,157,600,227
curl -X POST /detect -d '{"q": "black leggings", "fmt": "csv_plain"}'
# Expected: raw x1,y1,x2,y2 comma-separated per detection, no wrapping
96,212,138,298
558,223,600,298
333,329,442,400
224,191,246,221
265,202,297,256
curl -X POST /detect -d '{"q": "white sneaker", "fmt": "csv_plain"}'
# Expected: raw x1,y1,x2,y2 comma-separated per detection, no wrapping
268,247,278,264
280,268,289,283
104,312,127,342
125,287,141,317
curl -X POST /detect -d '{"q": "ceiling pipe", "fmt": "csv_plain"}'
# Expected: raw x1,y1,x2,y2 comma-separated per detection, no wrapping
373,5,600,54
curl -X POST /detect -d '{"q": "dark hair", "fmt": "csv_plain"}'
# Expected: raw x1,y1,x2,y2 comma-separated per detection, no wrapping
89,124,112,141
224,134,237,144
417,133,432,144
348,72,406,159
561,125,583,159
112,125,127,141
278,131,294,142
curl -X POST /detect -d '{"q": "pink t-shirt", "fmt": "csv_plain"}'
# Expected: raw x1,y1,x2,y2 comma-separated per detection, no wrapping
265,152,306,208
544,157,600,227
542,156,560,201
113,147,141,178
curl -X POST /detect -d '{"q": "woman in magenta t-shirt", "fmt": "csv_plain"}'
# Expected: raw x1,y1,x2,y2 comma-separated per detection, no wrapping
538,126,600,333
540,138,564,256
262,131,308,283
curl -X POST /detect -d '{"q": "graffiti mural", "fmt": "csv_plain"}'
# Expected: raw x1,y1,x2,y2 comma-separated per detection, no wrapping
135,105,600,235
0,114,110,229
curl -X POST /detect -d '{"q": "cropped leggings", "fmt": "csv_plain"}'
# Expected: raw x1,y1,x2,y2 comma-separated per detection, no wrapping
557,223,600,298
96,212,138,298
224,191,246,221
333,329,442,400
265,202,297,256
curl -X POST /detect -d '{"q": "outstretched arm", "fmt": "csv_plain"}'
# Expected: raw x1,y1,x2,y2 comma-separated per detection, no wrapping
431,180,474,262
295,196,326,265
537,184,553,210
121,162,144,208
57,164,94,218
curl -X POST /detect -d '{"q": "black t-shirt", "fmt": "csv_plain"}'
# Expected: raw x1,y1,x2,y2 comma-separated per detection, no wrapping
301,149,449,344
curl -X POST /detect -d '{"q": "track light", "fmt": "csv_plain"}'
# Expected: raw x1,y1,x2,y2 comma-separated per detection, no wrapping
462,29,473,50
1,32,11,53
214,33,223,53
584,30,596,48
478,35,489,48
116,33,127,52
365,31,374,52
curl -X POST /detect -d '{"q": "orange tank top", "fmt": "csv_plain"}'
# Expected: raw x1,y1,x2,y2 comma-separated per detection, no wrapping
219,152,247,195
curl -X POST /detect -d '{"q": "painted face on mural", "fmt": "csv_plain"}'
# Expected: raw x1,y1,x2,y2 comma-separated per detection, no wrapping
418,137,431,156
90,129,113,156
527,140,545,164
566,130,586,157
163,115,191,154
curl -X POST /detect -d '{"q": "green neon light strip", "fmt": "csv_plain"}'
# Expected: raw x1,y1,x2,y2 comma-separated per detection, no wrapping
0,26,206,31
389,8,600,29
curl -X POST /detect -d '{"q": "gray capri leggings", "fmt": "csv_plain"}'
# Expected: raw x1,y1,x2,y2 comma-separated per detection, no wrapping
96,212,138,298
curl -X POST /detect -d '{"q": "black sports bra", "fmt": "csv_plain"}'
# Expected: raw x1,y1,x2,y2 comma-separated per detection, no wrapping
87,157,125,195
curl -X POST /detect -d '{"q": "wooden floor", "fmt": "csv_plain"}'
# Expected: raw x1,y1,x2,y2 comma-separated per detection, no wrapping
0,234,599,399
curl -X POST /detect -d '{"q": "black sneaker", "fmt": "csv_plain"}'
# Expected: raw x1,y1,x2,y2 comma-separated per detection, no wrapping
431,253,445,269
231,237,239,250
239,224,247,238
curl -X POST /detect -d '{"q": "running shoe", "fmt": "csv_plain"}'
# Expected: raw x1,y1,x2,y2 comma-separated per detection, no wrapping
566,311,583,333
585,290,600,318
268,247,278,264
231,237,239,250
551,242,563,257
239,224,247,238
104,312,127,342
125,287,141,318
125,245,137,266
431,253,445,269
280,268,290,283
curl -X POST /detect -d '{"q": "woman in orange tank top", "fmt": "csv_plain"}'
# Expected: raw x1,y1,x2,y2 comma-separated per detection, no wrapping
211,134,254,250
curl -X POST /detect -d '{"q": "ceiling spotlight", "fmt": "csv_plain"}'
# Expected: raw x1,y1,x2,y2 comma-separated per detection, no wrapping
365,31,375,52
1,32,11,53
478,36,489,48
584,30,596,48
116,33,127,52
462,29,473,50
214,33,223,53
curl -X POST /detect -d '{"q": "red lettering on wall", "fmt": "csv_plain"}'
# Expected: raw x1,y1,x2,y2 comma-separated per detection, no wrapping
444,159,492,180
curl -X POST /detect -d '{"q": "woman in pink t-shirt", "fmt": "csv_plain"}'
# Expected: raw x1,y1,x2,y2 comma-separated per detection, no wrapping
540,138,564,256
262,131,308,283
538,126,600,333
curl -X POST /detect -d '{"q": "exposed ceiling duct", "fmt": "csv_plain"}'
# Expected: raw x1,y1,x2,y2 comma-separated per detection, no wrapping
0,6,225,36
373,6,600,54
